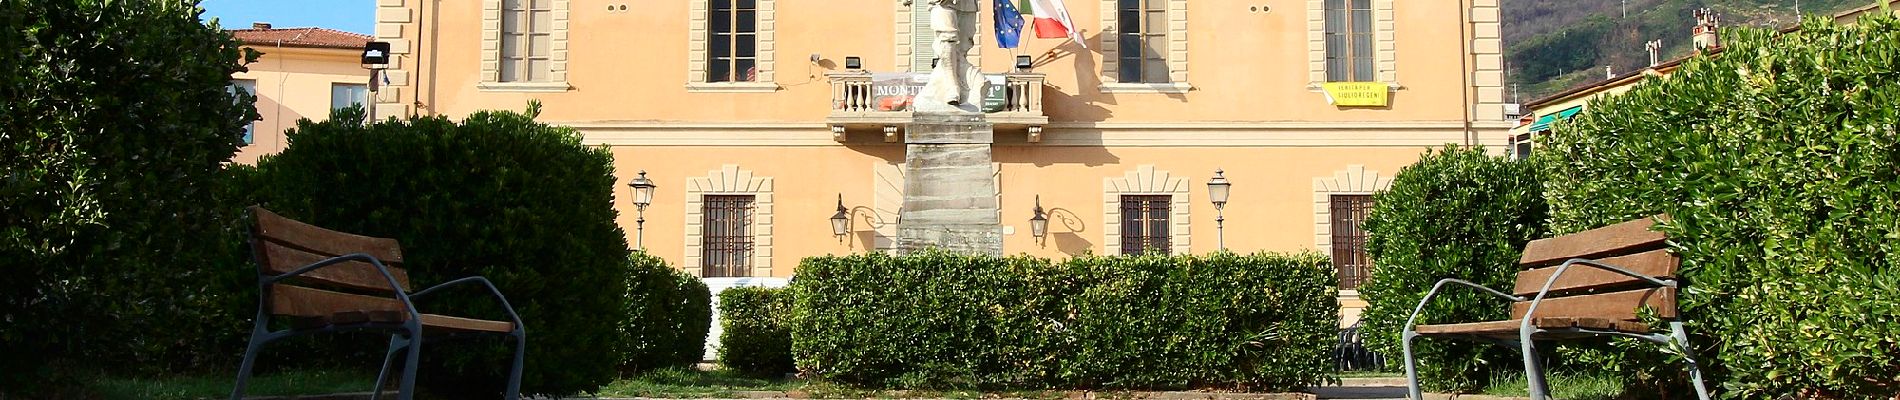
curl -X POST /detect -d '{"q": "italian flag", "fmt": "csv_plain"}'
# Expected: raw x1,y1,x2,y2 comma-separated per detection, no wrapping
1018,0,1086,47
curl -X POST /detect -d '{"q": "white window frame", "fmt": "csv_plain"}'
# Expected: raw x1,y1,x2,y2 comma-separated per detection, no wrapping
1099,0,1190,93
1307,0,1395,85
479,0,570,92
688,0,778,92
1102,165,1191,255
684,165,776,277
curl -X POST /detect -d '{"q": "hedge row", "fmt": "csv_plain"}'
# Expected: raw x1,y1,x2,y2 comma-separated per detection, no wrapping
789,251,1338,390
718,287,795,377
1359,145,1547,392
622,252,713,373
1536,14,1900,398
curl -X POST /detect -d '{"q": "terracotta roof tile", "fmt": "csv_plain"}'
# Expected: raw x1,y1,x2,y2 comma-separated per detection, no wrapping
230,27,372,50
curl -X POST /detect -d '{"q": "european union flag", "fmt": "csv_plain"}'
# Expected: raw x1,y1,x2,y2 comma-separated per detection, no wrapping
994,0,1025,48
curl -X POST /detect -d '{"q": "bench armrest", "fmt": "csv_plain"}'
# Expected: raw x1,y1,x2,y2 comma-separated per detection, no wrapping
1518,258,1678,328
1403,278,1525,335
410,276,525,334
261,253,421,323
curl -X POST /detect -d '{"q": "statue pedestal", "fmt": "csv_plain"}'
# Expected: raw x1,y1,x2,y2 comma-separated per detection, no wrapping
896,111,1001,256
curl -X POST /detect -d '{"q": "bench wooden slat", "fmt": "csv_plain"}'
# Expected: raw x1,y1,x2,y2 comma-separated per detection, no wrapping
259,240,412,293
1511,287,1677,321
270,285,405,318
1518,216,1669,267
1415,317,1652,337
420,314,515,333
251,206,404,263
1513,249,1678,296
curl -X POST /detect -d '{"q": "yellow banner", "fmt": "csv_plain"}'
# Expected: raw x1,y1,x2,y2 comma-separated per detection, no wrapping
1321,82,1390,107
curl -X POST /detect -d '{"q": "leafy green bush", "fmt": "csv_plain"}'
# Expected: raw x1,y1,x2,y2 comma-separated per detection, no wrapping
1358,145,1548,392
0,0,258,393
717,287,794,377
789,250,1337,390
251,105,630,397
1536,14,1900,397
621,252,712,373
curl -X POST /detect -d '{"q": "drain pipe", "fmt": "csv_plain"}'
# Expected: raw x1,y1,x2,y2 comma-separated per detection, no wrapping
1458,0,1475,145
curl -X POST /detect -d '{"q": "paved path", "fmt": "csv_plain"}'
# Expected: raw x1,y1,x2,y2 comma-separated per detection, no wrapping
1311,385,1406,400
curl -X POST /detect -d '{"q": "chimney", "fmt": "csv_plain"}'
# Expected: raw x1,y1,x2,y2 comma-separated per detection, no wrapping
1605,65,1615,79
1692,8,1720,51
1645,39,1663,66
252,22,272,30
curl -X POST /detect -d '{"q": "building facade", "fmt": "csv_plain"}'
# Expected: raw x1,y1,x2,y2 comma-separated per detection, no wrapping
369,0,1513,324
230,23,374,164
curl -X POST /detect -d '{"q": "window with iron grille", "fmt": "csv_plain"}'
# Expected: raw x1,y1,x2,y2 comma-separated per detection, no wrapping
1120,195,1172,255
701,195,756,277
500,0,554,82
709,0,759,82
1330,194,1375,289
1323,0,1374,82
1116,0,1170,83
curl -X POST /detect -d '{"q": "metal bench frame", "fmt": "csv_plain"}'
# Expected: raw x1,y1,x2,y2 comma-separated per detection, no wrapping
1400,258,1712,400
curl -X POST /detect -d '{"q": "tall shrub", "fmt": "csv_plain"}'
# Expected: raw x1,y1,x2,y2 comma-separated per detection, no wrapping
0,0,258,392
1358,145,1548,392
252,105,630,397
1537,14,1900,397
789,250,1337,390
717,287,794,377
621,252,712,373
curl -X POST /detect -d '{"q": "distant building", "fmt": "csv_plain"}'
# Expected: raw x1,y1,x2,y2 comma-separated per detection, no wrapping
228,23,373,164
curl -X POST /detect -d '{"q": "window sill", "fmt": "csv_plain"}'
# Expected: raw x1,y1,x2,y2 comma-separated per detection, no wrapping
1099,82,1194,94
1306,82,1405,90
685,82,781,93
476,82,573,92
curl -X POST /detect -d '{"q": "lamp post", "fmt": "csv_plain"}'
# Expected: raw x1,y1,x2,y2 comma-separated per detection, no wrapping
830,195,850,238
626,170,656,249
1207,169,1232,251
1029,195,1049,241
359,41,391,124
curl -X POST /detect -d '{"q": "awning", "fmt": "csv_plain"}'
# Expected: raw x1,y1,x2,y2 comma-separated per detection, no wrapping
1527,106,1584,132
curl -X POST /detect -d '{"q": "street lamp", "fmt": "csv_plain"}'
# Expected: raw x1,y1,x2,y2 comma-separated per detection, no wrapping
1029,195,1049,240
359,41,391,123
626,170,656,249
1207,169,1232,250
830,195,850,237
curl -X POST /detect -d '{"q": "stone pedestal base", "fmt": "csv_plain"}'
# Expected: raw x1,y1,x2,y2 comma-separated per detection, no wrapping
896,112,1001,256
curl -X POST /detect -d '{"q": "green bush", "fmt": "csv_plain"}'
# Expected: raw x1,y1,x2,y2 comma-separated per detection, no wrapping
1536,14,1900,397
1358,145,1548,392
789,250,1337,390
621,252,712,373
251,105,630,397
717,287,794,377
0,0,258,393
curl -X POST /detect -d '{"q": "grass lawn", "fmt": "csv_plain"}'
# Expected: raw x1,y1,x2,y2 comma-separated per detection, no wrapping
1481,370,1626,400
596,367,803,398
87,369,375,400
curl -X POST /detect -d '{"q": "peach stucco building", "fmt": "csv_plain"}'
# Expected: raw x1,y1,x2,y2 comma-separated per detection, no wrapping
368,0,1513,323
230,23,373,164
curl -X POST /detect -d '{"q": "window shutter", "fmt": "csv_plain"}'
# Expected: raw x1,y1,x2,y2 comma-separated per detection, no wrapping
911,1,935,72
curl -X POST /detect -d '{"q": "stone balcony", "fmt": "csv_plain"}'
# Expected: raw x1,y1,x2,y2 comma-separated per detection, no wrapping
826,72,1049,142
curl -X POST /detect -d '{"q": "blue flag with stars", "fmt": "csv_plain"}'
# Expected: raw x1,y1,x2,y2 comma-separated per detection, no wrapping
994,0,1025,48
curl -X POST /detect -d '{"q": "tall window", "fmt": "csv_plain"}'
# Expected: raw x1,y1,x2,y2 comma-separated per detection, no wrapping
500,0,553,82
330,83,368,112
229,79,256,145
1330,194,1375,289
709,0,758,82
701,195,756,277
1120,195,1172,254
1116,0,1168,83
1324,0,1373,82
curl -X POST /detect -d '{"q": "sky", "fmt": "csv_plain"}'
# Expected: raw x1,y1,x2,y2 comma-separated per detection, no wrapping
199,0,376,35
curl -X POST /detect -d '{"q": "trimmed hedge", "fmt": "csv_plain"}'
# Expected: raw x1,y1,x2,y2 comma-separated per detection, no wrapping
1359,145,1548,392
789,250,1337,390
251,105,630,396
0,0,258,393
717,287,794,377
621,252,712,373
1537,14,1900,397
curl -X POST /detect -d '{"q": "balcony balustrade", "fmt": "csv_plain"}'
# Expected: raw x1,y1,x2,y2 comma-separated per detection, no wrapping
826,71,1048,142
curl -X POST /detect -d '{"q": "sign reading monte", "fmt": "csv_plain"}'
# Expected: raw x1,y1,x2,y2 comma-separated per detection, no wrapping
1321,82,1390,107
872,72,1010,112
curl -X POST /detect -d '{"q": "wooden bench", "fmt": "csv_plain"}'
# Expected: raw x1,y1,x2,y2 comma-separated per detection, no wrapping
1399,216,1710,400
230,207,525,400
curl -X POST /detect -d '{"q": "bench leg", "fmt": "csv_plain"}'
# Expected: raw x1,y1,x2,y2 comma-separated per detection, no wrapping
1519,328,1551,400
229,334,266,400
505,330,526,400
371,335,409,400
1401,329,1423,400
1671,322,1713,400
398,330,422,400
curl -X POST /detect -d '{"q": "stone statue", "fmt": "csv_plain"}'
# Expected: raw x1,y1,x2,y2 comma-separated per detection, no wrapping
913,0,986,112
